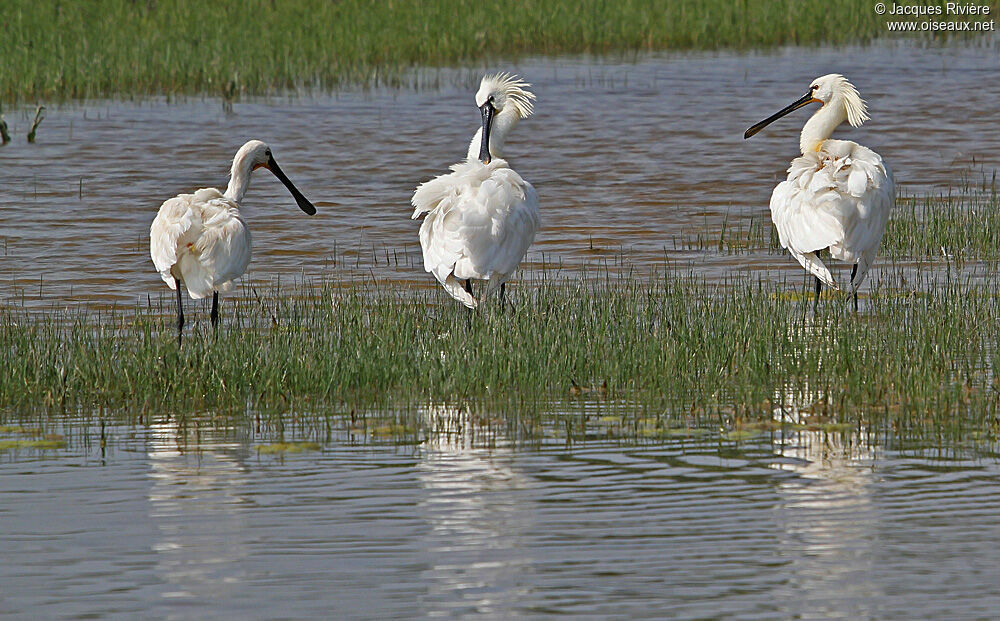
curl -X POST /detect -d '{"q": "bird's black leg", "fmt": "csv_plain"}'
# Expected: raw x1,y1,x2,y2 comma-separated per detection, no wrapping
850,264,859,312
814,276,822,304
174,278,185,346
499,282,507,312
211,291,220,329
464,279,474,327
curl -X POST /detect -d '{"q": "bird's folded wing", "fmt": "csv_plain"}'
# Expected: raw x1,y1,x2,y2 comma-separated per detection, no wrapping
411,159,489,219
150,190,249,299
849,158,894,289
150,194,202,286
193,206,251,292
481,174,540,280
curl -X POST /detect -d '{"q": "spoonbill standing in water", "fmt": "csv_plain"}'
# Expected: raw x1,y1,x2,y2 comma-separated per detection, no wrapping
150,140,316,343
744,74,894,309
411,73,540,309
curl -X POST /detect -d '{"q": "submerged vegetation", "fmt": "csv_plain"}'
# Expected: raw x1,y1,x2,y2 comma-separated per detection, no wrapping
3,0,995,101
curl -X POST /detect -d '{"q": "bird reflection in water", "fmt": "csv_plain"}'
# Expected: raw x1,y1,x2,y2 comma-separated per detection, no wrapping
146,420,251,602
768,379,883,615
415,403,533,617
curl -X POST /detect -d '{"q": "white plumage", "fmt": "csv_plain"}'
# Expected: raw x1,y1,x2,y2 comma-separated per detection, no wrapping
411,73,540,308
150,140,315,339
150,187,250,299
412,158,539,308
770,140,893,289
745,74,895,295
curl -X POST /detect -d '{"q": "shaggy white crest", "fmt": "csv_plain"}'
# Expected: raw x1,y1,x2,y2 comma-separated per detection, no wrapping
475,72,536,118
810,73,869,128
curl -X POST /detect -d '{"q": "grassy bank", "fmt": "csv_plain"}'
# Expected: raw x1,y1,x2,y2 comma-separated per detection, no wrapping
3,0,990,101
2,268,999,446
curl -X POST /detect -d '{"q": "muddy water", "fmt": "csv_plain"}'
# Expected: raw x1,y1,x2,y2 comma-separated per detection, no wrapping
1,42,999,310
2,409,1000,619
3,41,1000,616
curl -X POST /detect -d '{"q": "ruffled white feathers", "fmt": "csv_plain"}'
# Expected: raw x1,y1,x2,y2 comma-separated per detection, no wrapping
411,158,540,308
150,188,252,299
770,140,894,291
415,72,540,308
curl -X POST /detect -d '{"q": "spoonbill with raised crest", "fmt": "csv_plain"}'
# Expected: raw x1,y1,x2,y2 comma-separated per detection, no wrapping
744,74,894,309
411,73,540,309
150,140,316,343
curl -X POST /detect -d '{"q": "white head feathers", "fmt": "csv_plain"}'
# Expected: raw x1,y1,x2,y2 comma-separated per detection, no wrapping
811,73,869,128
465,72,537,161
792,73,870,153
475,72,536,119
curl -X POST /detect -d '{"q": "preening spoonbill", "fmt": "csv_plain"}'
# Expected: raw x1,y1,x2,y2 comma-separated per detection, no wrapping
150,140,316,342
744,74,894,309
411,73,540,309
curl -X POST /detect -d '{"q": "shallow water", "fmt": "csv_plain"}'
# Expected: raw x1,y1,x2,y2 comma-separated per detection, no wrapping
2,42,999,310
3,43,1000,618
2,407,1000,620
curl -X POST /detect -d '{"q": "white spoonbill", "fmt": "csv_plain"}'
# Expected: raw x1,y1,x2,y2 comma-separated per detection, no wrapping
150,140,316,342
744,74,894,309
411,73,540,309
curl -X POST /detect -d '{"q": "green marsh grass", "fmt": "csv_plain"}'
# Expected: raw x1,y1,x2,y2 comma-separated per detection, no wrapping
2,268,1000,447
3,181,1000,447
885,170,1000,265
3,0,993,101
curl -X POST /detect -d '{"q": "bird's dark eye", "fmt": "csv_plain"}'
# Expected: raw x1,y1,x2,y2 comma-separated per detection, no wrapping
488,95,495,103
810,85,818,91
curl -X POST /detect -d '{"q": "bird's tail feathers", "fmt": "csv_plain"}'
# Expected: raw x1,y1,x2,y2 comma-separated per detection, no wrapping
174,255,215,299
796,252,839,290
442,275,478,309
159,270,178,290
